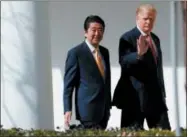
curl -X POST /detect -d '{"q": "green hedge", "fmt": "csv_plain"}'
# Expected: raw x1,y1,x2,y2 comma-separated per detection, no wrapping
0,126,187,136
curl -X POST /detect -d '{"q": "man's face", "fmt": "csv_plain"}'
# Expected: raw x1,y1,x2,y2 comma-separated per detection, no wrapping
136,9,156,34
84,22,104,47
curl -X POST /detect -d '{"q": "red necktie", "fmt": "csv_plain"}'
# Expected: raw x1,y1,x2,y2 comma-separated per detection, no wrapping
146,35,157,64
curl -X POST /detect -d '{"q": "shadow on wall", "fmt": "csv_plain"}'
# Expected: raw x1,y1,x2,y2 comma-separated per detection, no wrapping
2,2,54,129
1,2,38,128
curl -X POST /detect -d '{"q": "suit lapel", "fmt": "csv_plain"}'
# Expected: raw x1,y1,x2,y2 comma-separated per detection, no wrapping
133,27,142,37
133,27,142,47
82,42,105,82
82,42,97,67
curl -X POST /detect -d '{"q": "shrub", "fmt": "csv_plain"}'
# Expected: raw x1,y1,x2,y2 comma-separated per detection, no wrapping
0,125,186,136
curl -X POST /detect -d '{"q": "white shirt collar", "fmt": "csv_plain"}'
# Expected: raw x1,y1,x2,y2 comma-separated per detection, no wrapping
85,39,99,53
136,24,150,36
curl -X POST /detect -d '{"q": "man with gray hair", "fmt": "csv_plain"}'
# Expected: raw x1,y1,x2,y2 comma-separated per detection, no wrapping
112,4,171,130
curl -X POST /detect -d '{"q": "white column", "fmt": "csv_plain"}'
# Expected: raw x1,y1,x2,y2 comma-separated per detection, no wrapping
1,1,54,130
170,1,181,136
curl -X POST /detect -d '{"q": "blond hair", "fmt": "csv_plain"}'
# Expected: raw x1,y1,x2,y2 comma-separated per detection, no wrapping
136,4,157,15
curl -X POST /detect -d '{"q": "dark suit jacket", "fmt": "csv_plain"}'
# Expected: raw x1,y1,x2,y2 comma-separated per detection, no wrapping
64,41,111,123
112,27,167,115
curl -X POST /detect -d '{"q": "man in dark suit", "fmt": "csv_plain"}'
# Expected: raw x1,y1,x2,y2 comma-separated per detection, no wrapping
63,15,111,130
112,4,171,130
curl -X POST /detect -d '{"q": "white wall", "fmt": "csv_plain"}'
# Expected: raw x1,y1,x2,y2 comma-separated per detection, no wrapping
49,1,186,130
1,1,54,130
1,1,186,131
1,1,38,129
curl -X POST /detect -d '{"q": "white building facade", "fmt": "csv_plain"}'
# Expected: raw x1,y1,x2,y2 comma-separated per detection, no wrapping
1,1,186,130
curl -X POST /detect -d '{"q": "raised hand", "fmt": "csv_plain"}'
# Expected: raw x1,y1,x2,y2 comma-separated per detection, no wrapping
137,35,149,56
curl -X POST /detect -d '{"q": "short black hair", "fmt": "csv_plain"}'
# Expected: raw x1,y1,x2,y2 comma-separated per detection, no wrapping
84,15,105,31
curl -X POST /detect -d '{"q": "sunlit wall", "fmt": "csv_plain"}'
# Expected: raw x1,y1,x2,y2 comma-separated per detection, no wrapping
1,1,54,130
1,1,186,131
49,1,186,130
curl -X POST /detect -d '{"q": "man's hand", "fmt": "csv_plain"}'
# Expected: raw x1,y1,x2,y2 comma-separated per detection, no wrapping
64,111,72,126
137,35,149,56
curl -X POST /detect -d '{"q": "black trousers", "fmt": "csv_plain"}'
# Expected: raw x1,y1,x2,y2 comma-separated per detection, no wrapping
139,112,161,129
121,109,171,130
121,109,144,130
121,109,160,129
140,111,171,130
157,111,171,130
